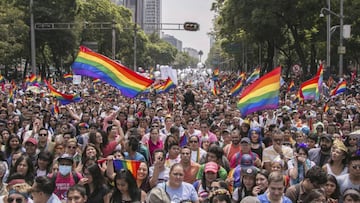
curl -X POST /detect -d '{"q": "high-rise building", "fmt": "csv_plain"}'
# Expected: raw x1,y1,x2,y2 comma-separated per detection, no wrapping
111,0,145,29
162,34,182,52
144,0,161,35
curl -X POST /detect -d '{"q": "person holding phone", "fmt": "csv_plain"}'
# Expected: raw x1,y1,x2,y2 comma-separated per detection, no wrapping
149,149,170,188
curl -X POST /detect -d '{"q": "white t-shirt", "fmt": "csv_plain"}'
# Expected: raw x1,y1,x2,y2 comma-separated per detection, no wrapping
157,182,199,203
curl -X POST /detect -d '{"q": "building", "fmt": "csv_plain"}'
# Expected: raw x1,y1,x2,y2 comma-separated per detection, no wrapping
144,0,161,35
111,0,145,29
162,34,182,52
183,47,199,59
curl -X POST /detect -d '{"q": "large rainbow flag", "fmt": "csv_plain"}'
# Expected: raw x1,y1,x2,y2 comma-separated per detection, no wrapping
71,46,153,98
331,80,347,96
45,80,81,105
299,76,319,100
237,67,281,117
113,159,141,178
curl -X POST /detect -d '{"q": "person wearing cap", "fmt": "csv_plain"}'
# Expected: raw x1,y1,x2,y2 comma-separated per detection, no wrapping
263,129,294,172
308,134,333,167
24,137,38,166
226,154,254,191
232,165,258,202
229,137,261,168
193,161,220,202
343,188,360,203
197,145,228,180
49,154,83,201
336,155,360,195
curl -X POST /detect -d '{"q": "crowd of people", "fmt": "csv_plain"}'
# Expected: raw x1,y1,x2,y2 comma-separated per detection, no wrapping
0,70,358,203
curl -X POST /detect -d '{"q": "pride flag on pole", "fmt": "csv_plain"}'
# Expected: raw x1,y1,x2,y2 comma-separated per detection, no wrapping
237,67,281,117
71,46,153,98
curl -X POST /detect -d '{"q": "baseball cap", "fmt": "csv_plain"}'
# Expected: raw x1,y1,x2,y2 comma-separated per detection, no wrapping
204,161,219,173
320,134,333,142
240,154,254,169
222,129,231,134
240,137,251,144
25,138,37,146
241,166,259,176
57,154,74,164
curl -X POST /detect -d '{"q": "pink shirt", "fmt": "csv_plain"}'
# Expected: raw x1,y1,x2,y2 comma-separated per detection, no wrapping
51,172,83,200
147,139,164,164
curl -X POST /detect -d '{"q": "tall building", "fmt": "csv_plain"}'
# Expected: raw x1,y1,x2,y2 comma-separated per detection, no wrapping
162,34,182,52
144,0,161,35
111,0,145,29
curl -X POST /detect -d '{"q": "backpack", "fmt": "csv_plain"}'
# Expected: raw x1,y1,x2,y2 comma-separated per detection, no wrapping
51,171,80,184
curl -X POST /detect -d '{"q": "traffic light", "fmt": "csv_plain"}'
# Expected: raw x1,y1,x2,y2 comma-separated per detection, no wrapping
183,22,200,31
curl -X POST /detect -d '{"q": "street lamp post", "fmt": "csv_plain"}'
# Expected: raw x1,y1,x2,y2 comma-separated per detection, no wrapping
320,0,345,76
30,0,36,75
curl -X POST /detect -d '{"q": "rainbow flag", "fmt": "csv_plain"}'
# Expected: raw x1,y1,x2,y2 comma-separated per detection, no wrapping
246,67,260,84
93,78,101,84
287,80,295,92
29,74,37,84
230,79,244,97
45,80,81,105
113,159,141,178
299,76,319,101
239,72,246,80
8,87,13,103
331,80,347,96
237,66,281,117
213,68,219,81
317,64,323,95
71,46,153,98
324,102,329,113
212,84,218,96
162,77,176,92
51,101,59,115
64,73,73,80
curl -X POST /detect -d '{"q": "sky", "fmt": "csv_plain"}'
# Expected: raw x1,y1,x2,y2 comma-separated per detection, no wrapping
162,0,215,62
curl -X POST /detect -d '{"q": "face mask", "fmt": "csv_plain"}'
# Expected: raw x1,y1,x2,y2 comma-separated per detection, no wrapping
59,165,72,176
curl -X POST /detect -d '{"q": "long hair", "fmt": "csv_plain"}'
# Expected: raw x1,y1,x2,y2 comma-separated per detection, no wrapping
326,174,341,199
9,155,35,185
84,163,107,197
5,135,21,157
110,169,141,203
81,143,101,164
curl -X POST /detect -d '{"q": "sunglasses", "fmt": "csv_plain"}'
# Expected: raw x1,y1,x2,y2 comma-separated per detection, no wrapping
67,146,76,149
39,134,47,137
352,165,360,170
189,140,198,143
7,197,23,203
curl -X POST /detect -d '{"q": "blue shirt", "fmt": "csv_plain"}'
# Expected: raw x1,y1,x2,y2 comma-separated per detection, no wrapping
124,152,146,162
157,182,199,203
258,193,292,203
